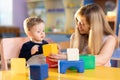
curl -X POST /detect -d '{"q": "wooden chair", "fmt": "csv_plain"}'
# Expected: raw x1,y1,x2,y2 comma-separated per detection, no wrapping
0,37,53,70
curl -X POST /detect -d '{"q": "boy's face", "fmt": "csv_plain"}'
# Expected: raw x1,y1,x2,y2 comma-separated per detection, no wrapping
29,22,45,42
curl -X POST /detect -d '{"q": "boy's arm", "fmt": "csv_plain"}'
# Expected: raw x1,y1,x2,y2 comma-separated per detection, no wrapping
19,44,32,61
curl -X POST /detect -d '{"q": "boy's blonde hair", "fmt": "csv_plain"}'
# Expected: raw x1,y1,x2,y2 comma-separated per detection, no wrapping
72,3,116,55
23,16,44,35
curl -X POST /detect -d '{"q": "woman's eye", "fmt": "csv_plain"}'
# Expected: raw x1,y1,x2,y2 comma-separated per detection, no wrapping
82,24,85,26
37,31,40,33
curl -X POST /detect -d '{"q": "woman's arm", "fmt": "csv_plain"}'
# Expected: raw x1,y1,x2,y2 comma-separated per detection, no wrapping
95,35,116,66
49,52,67,61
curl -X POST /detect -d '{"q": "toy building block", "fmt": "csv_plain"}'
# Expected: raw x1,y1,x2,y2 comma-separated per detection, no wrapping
11,73,28,80
11,58,26,74
30,64,48,80
67,48,79,61
80,54,95,69
42,43,58,68
46,56,58,68
42,43,58,56
58,60,84,74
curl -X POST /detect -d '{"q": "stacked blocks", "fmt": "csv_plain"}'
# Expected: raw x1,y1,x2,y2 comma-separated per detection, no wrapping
58,60,84,74
67,48,80,70
59,48,84,73
42,43,58,68
30,64,48,80
80,54,95,69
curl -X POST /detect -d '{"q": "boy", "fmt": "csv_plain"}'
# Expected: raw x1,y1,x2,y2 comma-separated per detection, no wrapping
19,16,48,65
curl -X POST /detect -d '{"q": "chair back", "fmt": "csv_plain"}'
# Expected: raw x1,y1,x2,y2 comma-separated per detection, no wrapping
0,37,30,70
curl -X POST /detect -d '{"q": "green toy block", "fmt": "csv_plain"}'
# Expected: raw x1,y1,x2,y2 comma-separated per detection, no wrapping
79,54,95,69
69,67,76,70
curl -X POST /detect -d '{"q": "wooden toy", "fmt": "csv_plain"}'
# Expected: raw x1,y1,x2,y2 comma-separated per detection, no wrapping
42,43,58,56
42,43,58,68
11,58,28,80
67,48,79,61
30,64,48,80
58,60,84,74
80,54,95,69
46,56,58,68
11,58,26,74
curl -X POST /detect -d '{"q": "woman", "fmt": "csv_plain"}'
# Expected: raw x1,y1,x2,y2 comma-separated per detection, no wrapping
50,3,118,67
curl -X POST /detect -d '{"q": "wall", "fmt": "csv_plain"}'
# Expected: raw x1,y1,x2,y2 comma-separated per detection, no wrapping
13,0,28,32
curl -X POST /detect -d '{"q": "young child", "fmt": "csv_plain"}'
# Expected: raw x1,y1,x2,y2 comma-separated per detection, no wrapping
19,16,48,65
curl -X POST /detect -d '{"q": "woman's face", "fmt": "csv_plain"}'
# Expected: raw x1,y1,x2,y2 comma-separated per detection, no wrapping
76,15,90,34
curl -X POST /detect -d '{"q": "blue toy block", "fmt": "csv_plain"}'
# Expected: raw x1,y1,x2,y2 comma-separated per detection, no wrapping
30,64,48,80
58,60,84,74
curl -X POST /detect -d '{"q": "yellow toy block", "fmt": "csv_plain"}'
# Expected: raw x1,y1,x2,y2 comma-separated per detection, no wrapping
11,74,28,80
11,58,26,74
42,43,58,56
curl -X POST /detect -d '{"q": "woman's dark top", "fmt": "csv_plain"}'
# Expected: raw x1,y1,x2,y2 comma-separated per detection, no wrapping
19,40,48,61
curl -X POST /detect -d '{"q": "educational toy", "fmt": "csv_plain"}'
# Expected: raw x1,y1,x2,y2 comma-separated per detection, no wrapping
67,48,79,61
30,64,48,80
11,58,26,74
58,60,84,74
80,54,95,69
42,43,58,56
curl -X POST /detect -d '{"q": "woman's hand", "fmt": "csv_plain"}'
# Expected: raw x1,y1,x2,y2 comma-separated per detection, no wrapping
49,52,67,62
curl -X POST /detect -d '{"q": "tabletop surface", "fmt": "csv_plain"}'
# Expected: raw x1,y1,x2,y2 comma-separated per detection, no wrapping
0,66,120,80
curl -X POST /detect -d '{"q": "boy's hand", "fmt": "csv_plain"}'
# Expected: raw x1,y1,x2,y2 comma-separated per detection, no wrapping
31,45,39,55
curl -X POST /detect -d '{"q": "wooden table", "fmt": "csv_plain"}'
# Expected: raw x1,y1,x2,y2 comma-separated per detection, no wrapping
0,66,120,80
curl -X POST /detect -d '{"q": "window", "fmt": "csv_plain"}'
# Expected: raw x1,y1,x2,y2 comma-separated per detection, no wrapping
0,0,13,25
